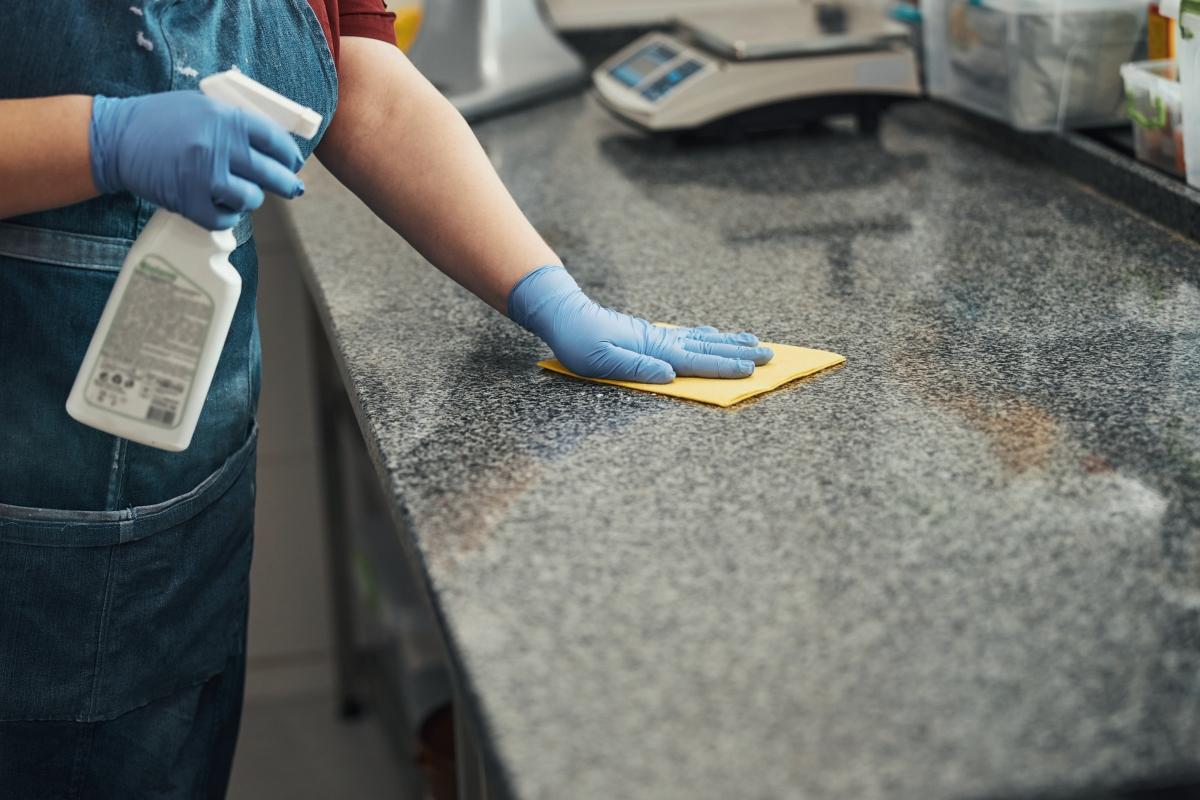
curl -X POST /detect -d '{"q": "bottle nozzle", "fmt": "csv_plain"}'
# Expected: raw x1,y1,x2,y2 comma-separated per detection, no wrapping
199,70,322,139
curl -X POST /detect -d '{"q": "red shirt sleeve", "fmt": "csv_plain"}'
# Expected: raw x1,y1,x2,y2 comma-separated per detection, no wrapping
307,0,397,68
337,0,398,41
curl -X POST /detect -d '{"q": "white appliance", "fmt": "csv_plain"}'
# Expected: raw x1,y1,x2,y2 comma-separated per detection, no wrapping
408,0,586,121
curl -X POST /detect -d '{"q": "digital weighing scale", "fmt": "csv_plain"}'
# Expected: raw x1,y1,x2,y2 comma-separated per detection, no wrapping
592,3,921,135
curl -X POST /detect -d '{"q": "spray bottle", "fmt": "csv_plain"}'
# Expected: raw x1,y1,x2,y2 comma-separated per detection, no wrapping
66,70,321,452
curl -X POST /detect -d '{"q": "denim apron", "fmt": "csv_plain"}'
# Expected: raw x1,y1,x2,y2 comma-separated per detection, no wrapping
0,3,336,796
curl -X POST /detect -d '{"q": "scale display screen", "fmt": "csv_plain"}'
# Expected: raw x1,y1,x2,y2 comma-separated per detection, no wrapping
608,43,678,88
640,59,704,102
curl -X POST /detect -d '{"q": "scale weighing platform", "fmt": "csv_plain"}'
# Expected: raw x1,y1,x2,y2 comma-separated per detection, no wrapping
593,2,920,135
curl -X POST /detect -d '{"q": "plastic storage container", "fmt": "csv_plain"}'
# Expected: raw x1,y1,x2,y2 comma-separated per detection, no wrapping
1158,0,1200,186
1120,59,1185,176
924,0,1149,131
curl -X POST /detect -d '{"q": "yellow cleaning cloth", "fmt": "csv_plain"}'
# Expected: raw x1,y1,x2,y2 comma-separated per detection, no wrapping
538,337,844,408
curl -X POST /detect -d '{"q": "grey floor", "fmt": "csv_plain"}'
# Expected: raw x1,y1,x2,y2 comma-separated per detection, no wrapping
227,199,423,800
228,693,422,800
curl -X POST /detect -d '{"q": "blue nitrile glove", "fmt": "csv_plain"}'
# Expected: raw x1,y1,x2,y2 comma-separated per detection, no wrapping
509,265,774,384
89,91,306,231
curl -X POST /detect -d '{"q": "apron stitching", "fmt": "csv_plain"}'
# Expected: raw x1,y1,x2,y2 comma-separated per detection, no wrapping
0,428,255,543
288,0,340,123
0,255,120,273
0,235,130,272
0,221,135,248
158,2,180,92
247,318,255,428
295,0,337,79
83,544,118,722
195,673,219,793
67,720,98,800
133,5,170,235
115,439,129,511
104,436,126,511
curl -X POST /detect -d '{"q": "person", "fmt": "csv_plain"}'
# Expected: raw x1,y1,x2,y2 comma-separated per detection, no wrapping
0,2,773,796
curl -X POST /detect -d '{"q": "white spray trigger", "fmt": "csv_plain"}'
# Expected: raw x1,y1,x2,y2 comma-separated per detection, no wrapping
199,70,322,139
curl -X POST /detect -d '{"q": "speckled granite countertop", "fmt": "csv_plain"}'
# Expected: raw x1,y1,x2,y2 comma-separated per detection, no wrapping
284,98,1200,800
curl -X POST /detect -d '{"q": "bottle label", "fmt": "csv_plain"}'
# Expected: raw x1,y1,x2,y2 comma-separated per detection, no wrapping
83,255,214,429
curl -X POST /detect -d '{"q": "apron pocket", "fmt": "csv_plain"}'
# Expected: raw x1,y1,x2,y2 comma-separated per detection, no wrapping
0,430,256,723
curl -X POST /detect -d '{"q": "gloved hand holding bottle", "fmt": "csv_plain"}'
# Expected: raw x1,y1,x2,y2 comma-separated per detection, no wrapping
89,90,306,231
509,265,773,383
68,74,324,452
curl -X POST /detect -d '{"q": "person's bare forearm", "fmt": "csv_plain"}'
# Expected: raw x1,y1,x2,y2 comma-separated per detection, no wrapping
0,96,97,219
315,37,558,314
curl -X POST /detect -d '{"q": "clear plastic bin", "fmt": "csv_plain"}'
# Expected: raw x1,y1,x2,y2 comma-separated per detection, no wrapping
924,0,1149,131
1120,59,1185,176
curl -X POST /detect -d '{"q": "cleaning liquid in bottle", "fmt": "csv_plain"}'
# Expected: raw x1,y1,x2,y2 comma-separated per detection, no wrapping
66,70,321,452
